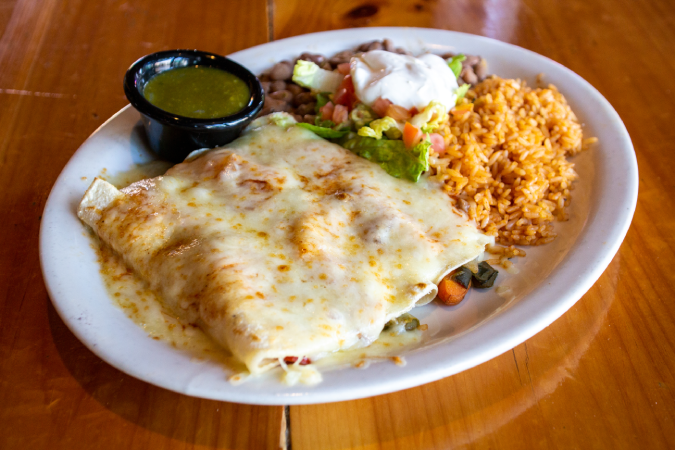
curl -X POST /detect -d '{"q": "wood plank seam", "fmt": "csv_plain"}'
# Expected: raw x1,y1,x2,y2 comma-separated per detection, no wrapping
282,405,291,450
267,0,274,42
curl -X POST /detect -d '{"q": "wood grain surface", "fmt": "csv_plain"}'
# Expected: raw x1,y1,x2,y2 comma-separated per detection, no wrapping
275,0,675,448
1,0,674,448
0,1,284,449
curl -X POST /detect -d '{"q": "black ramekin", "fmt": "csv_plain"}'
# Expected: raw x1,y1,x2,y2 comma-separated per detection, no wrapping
123,49,264,163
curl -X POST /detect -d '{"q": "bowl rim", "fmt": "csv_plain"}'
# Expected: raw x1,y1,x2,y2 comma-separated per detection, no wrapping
123,49,264,129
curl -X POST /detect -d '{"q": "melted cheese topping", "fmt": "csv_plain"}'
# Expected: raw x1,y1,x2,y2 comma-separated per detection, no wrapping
94,238,245,370
95,234,427,384
79,114,492,375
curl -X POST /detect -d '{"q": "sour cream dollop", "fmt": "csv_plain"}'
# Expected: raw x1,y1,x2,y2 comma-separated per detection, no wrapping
350,50,459,112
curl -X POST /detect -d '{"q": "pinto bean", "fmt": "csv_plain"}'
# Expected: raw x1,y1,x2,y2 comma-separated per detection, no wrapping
367,41,383,51
475,59,487,80
292,92,315,107
269,89,294,102
383,38,395,52
286,83,305,95
299,52,326,65
329,50,355,66
269,80,287,93
460,66,478,85
303,114,316,124
270,61,293,81
336,50,354,58
329,56,346,66
296,102,317,116
260,97,291,115
358,41,376,51
260,81,271,95
464,54,481,66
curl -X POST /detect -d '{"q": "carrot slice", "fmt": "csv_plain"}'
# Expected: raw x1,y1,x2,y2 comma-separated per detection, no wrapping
450,103,474,116
437,272,470,305
403,122,422,149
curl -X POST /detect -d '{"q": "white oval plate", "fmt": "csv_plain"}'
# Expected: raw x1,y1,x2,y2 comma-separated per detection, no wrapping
39,28,637,405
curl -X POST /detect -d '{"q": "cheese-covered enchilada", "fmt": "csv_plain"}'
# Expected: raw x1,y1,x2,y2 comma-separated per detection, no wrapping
78,114,493,375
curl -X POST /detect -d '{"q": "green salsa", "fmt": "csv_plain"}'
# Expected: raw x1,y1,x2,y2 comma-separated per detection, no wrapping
143,66,250,119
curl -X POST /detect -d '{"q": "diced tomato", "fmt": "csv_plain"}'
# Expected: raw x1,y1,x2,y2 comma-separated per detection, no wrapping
403,122,423,149
385,104,411,121
320,101,334,121
337,63,351,75
409,106,419,116
333,104,349,124
283,356,311,365
429,133,446,155
333,75,356,109
372,97,393,117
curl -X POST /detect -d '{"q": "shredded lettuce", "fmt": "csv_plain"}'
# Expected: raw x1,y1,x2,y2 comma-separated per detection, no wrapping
266,112,297,128
410,101,449,132
447,54,466,79
384,127,402,140
292,60,344,93
316,120,336,129
357,117,399,139
296,122,349,139
337,134,431,182
349,103,376,129
315,92,331,111
455,84,470,104
315,117,335,128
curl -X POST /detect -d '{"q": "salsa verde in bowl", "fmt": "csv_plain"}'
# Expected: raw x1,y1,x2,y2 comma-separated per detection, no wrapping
123,49,264,163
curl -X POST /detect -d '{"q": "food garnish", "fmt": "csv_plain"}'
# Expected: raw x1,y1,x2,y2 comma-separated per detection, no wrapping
296,122,349,139
337,133,431,182
383,313,421,333
276,48,472,182
292,60,344,93
472,262,499,289
446,54,466,78
438,267,472,305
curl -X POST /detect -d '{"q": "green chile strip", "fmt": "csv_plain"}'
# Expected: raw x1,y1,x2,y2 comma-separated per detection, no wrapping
472,262,499,288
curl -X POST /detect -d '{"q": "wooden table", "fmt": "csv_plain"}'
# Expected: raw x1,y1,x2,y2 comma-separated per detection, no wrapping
1,0,673,448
